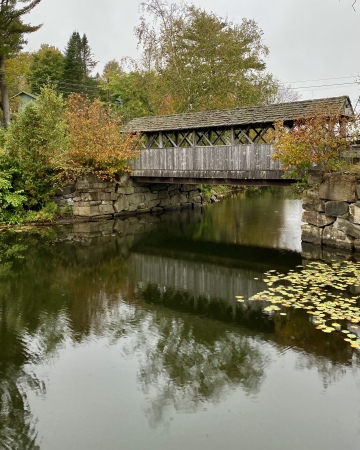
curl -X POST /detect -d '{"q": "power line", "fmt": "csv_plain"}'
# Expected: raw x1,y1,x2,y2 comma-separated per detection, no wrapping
9,71,360,100
279,81,359,91
284,75,359,84
12,73,102,91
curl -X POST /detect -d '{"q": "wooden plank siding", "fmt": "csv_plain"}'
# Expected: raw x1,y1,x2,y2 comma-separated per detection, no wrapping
131,144,287,182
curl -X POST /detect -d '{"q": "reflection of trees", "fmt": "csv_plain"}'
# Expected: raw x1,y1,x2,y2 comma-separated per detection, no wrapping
0,367,43,450
194,188,300,251
0,227,141,447
0,214,358,439
269,308,357,388
122,287,269,428
0,298,44,450
139,283,360,395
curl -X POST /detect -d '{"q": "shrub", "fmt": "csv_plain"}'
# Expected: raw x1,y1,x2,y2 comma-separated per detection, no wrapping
65,94,140,180
0,154,27,223
0,87,141,224
3,85,68,208
271,110,359,180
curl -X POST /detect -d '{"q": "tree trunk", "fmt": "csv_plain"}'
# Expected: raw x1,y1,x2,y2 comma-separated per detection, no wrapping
0,56,11,128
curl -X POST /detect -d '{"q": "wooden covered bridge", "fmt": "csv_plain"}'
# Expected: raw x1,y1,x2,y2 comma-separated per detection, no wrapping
125,96,353,186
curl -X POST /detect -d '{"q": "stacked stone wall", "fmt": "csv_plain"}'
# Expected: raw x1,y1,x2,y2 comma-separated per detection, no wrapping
55,174,203,219
302,172,360,251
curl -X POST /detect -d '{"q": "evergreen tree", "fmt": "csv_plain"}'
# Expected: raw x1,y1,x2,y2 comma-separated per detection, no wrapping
0,0,42,126
62,31,98,96
80,34,97,76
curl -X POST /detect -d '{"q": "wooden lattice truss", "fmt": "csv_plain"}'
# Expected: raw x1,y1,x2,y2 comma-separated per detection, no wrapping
141,124,275,148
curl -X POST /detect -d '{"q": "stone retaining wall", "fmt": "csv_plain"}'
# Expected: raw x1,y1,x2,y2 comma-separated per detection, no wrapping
302,172,360,250
55,174,203,219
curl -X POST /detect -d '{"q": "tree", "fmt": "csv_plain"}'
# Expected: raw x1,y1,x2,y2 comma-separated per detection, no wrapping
65,94,140,179
0,0,42,127
62,31,98,96
79,33,97,76
269,82,301,104
0,85,140,218
271,110,359,180
28,44,64,94
135,0,278,113
3,84,68,207
3,51,32,111
100,59,153,122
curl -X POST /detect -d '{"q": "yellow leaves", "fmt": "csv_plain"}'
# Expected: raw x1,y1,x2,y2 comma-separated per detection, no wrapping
243,260,360,351
65,94,140,179
271,110,359,178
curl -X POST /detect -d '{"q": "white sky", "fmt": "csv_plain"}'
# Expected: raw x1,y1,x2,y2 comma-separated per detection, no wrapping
24,0,360,109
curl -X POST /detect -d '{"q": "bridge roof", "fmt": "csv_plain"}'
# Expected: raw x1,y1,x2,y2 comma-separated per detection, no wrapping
125,96,353,133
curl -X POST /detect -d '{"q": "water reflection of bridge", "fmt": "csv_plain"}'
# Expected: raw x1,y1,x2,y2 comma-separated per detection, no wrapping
132,253,265,303
131,243,301,305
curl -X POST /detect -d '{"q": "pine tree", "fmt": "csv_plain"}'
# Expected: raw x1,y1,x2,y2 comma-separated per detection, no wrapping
80,34,97,76
0,0,42,127
62,32,83,85
62,31,98,96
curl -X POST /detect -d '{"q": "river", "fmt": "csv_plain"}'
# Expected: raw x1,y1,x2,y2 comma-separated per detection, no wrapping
0,189,359,450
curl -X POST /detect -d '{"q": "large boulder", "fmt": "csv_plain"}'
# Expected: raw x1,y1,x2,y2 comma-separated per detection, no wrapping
302,189,325,212
301,211,335,227
349,203,360,224
322,221,354,249
324,201,349,217
318,173,359,202
301,224,323,245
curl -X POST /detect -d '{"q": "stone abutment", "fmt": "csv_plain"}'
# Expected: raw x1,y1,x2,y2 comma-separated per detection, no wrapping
54,174,204,219
302,171,360,252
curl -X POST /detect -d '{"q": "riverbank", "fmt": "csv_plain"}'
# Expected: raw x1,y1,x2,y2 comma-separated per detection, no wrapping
0,178,243,229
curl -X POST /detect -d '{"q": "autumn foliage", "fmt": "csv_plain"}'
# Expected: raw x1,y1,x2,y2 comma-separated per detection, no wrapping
0,86,141,219
271,111,359,179
65,94,139,179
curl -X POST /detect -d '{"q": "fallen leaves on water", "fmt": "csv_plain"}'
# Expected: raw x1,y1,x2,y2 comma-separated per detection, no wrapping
239,260,360,351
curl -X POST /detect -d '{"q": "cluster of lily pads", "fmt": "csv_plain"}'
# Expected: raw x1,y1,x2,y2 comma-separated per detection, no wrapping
236,260,360,350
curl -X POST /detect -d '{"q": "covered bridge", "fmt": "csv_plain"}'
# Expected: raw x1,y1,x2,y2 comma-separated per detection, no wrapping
125,96,353,186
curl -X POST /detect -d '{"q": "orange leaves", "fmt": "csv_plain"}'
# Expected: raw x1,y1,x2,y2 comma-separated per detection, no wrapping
65,94,140,179
271,111,359,179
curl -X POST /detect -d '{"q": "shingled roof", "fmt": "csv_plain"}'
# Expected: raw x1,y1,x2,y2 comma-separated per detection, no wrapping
124,96,353,133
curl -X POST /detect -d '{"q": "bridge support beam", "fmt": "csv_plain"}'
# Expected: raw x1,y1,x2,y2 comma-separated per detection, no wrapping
132,177,297,187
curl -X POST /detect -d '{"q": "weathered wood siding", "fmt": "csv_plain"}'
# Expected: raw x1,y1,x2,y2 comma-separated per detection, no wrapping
131,144,284,180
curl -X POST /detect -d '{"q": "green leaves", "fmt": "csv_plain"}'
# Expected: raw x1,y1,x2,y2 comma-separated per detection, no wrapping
2,84,67,209
136,0,278,114
0,160,26,223
61,31,98,97
0,85,140,223
28,45,65,94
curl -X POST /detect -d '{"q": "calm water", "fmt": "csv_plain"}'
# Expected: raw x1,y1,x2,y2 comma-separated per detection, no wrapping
0,190,359,450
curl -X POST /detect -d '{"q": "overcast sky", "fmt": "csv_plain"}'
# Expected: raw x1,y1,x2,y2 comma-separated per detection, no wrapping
24,0,360,108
